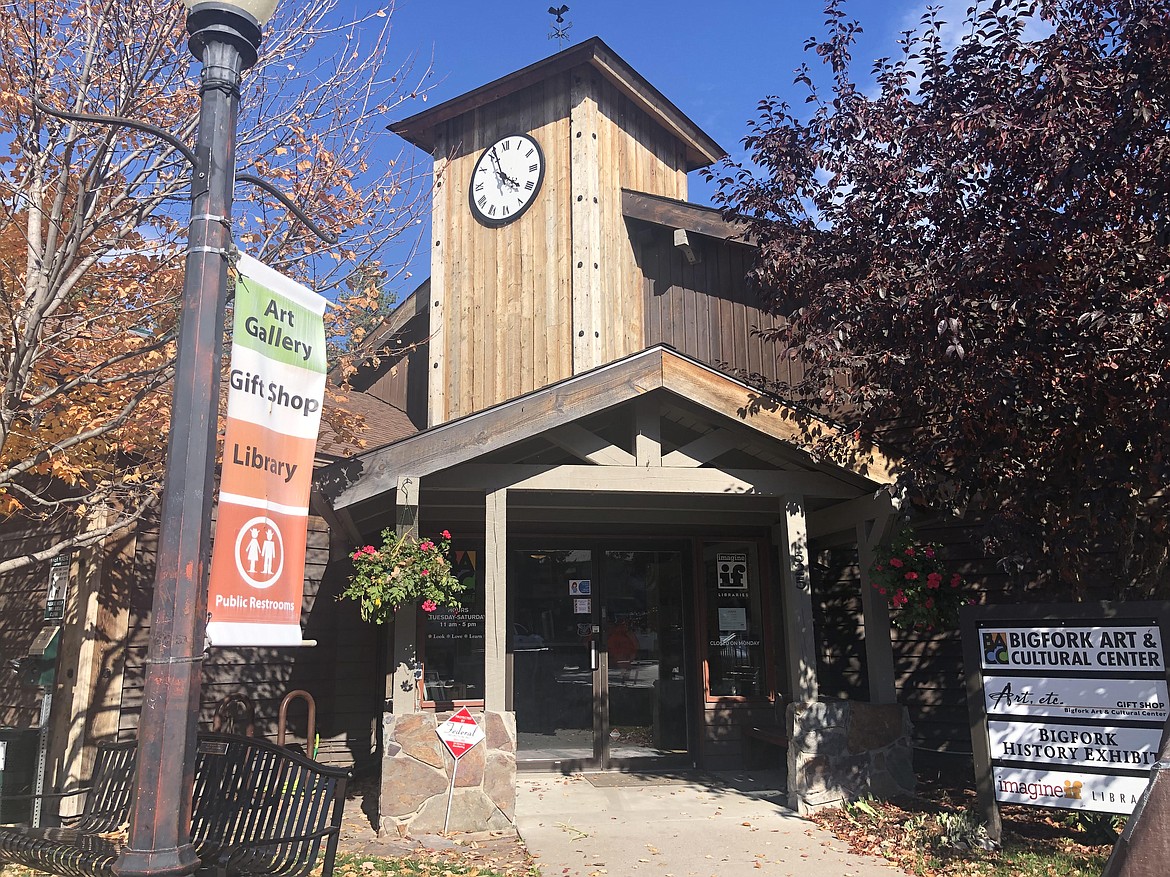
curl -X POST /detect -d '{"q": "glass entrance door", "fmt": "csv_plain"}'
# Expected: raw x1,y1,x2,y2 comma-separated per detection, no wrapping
511,546,689,769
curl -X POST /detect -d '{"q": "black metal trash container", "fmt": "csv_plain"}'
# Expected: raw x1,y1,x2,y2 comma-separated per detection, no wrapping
0,727,39,825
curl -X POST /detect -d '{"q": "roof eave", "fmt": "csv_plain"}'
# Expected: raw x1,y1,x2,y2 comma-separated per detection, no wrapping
388,37,725,172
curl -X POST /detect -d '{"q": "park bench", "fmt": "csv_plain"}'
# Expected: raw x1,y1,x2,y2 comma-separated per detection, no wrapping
0,731,351,877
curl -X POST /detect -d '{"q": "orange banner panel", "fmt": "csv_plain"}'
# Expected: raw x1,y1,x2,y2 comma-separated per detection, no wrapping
219,417,316,508
207,502,309,628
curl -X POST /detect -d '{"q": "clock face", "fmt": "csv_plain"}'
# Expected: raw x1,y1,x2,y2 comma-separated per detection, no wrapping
468,133,545,227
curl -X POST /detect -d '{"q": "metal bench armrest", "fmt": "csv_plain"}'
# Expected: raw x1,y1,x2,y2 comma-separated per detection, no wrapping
205,824,341,877
0,786,92,804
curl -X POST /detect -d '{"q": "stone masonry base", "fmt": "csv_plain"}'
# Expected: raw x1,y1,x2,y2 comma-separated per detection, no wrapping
787,700,916,815
379,710,516,836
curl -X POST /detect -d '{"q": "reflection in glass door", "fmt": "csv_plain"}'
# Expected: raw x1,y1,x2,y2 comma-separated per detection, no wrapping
511,550,596,764
511,546,689,769
601,550,688,764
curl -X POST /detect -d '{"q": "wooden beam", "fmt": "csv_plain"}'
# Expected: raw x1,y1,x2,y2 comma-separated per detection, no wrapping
546,423,635,466
484,488,508,710
634,396,661,467
777,497,818,704
309,484,364,545
807,492,900,540
661,354,898,485
428,148,449,426
624,189,754,245
858,518,897,704
327,351,665,509
426,464,863,497
389,476,420,714
571,72,603,374
661,428,741,468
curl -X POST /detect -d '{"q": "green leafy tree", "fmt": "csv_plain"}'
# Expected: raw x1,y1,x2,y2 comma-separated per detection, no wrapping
709,0,1170,596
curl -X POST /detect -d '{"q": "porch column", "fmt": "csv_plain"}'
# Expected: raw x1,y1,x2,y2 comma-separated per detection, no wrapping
484,487,508,710
777,495,818,703
389,476,420,714
858,518,897,704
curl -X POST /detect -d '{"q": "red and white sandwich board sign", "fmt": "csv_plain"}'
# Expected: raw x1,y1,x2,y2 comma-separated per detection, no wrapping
436,707,485,760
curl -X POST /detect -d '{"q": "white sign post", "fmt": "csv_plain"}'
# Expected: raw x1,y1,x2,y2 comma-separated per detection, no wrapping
436,707,486,834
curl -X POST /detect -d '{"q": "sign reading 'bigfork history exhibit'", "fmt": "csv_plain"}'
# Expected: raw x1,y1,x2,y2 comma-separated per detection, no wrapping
207,255,327,647
963,604,1170,822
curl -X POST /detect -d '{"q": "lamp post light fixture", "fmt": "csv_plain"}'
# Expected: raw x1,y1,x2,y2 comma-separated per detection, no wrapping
113,3,279,877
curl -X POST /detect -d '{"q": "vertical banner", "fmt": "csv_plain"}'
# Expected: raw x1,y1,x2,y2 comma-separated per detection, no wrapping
206,255,327,647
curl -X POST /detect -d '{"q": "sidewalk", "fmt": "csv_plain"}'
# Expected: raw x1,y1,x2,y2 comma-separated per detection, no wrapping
514,770,899,877
337,769,899,877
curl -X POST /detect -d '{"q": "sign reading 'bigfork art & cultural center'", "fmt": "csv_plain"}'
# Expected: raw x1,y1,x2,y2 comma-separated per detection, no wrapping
206,255,327,647
962,603,1170,827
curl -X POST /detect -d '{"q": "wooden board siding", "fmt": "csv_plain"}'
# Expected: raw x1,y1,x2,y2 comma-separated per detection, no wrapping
359,309,430,430
428,65,696,424
594,75,689,366
0,526,64,728
636,231,797,388
430,77,574,423
117,517,380,770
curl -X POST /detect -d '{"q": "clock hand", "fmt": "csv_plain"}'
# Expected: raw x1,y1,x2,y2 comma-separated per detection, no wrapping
489,148,520,188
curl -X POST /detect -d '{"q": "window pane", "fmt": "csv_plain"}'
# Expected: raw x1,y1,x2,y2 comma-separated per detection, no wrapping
704,542,764,698
422,548,484,702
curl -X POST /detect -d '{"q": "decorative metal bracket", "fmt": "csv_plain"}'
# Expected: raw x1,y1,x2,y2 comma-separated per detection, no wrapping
30,95,338,245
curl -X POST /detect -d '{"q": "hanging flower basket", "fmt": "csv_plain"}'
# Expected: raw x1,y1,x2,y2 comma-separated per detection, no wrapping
340,528,467,625
870,527,967,632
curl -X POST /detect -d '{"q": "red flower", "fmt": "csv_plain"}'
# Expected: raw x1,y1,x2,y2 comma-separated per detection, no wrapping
924,547,936,559
889,558,904,568
927,572,942,589
904,547,916,557
878,587,887,596
925,597,934,609
905,571,919,580
421,599,437,612
441,530,451,539
421,569,429,576
951,573,962,587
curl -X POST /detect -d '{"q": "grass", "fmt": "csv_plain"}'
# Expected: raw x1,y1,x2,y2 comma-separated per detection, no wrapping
2,851,536,877
322,852,537,877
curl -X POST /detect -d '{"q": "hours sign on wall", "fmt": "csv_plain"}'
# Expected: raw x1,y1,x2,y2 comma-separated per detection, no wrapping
436,707,486,760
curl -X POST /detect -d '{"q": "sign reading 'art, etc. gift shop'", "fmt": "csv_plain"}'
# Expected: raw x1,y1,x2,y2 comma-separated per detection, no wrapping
962,603,1170,828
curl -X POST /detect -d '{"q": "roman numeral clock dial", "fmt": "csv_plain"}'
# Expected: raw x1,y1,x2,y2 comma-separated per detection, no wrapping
469,133,545,227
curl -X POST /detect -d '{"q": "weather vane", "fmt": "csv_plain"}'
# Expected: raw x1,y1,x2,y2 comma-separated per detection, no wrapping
548,5,572,49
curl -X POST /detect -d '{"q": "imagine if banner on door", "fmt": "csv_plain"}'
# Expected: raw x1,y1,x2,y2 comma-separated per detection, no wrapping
207,255,326,647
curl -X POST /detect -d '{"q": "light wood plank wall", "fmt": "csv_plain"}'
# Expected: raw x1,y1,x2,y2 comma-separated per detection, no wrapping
428,66,690,423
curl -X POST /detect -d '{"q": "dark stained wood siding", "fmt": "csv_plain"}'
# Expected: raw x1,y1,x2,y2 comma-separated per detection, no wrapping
810,519,1022,758
0,526,65,728
635,228,798,387
118,516,380,770
353,311,430,432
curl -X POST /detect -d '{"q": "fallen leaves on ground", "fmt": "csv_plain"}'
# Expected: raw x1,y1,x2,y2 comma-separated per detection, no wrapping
808,781,1115,877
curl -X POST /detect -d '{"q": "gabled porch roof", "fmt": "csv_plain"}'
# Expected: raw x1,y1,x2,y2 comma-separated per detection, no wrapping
314,345,897,530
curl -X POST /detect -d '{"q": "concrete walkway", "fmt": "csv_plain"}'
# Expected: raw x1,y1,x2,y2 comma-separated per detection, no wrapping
515,770,898,877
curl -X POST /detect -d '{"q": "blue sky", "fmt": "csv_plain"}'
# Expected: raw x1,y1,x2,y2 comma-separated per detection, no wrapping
352,0,978,283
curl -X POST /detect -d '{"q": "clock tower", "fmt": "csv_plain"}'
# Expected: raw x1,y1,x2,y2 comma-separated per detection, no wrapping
390,37,724,425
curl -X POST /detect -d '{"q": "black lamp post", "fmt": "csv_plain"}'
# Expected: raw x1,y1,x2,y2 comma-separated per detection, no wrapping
113,3,278,876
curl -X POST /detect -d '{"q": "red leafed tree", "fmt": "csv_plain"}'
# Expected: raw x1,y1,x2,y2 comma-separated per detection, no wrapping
0,0,431,573
709,0,1170,596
